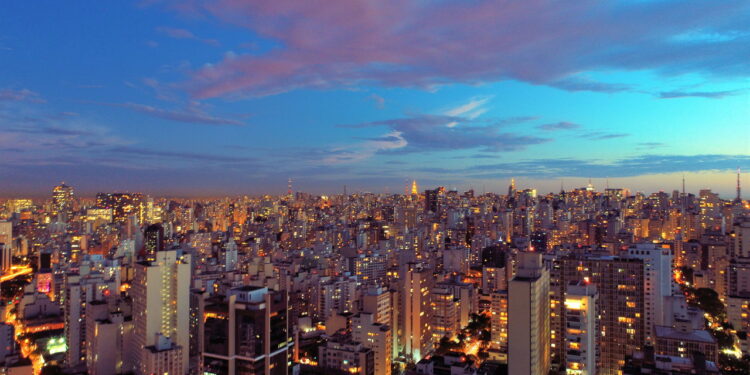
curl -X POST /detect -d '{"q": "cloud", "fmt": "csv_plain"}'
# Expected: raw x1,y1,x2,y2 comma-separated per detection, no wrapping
637,142,666,149
581,131,629,140
462,154,750,179
444,97,491,127
100,101,245,126
157,26,220,46
368,93,385,109
0,88,45,103
324,130,407,164
154,0,750,98
537,121,581,131
493,116,540,127
549,77,632,93
342,114,549,153
109,146,256,163
658,89,744,99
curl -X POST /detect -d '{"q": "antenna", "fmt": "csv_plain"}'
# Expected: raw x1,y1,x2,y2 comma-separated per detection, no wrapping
287,178,293,196
682,174,686,195
737,167,742,202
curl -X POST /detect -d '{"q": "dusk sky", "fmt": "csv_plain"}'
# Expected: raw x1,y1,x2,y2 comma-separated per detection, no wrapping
1,0,749,197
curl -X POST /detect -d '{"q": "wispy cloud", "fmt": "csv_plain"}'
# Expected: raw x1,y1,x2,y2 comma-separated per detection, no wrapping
637,142,666,149
549,77,632,93
463,154,750,179
658,89,744,99
155,1,750,98
341,114,548,154
444,97,492,127
98,101,245,126
368,93,385,109
581,131,629,140
109,146,256,163
537,121,581,131
0,88,45,103
157,26,220,46
324,131,407,164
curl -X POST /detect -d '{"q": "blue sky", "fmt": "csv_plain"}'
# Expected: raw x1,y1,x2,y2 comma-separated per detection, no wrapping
0,0,748,197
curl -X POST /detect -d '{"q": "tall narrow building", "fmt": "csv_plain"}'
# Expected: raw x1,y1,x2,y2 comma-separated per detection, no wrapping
564,281,598,375
143,223,164,262
52,182,74,221
131,248,192,375
508,251,550,375
400,263,434,362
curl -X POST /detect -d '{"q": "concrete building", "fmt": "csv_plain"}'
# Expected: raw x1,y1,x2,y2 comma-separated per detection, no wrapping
563,281,598,375
400,263,434,362
131,248,192,375
319,337,375,375
353,312,392,375
201,286,293,375
508,251,550,375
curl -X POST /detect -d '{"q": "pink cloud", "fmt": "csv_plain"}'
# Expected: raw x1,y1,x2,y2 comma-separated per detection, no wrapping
156,0,750,98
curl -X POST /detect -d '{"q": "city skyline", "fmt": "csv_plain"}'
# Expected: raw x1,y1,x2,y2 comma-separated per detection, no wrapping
1,1,749,196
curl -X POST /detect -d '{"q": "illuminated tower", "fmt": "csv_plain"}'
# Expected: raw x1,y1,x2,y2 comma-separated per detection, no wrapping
288,177,293,197
52,182,74,220
411,180,418,195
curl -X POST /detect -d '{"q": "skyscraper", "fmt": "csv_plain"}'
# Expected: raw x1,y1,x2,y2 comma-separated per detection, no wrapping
563,281,598,375
131,248,192,375
400,263,434,362
554,253,646,374
508,251,550,375
143,223,164,262
626,243,673,345
201,286,292,375
52,182,74,220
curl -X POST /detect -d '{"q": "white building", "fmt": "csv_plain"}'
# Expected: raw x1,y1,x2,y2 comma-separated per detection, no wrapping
627,243,673,345
508,252,550,375
131,248,191,375
564,281,598,375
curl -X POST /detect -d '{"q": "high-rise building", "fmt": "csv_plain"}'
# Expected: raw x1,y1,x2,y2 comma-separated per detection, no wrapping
143,223,164,262
353,312,392,375
563,281,598,375
489,290,508,362
554,253,646,374
85,300,129,375
131,248,192,375
431,285,458,342
400,263,434,362
0,244,11,273
96,192,143,223
52,182,74,220
508,251,550,375
0,221,12,254
201,286,292,375
626,243,673,345
64,272,119,368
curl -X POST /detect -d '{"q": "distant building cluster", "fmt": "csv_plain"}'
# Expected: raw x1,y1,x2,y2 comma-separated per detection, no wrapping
0,178,748,375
